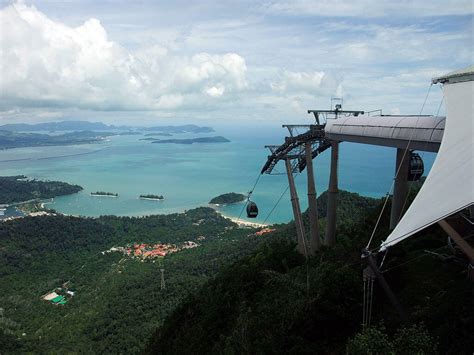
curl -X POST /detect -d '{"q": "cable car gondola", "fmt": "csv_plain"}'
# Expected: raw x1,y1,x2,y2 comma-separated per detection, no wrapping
408,151,424,181
246,201,258,218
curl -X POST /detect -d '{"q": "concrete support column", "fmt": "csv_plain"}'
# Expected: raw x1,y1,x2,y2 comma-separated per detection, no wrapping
285,159,307,256
390,148,410,229
326,141,339,246
305,142,320,254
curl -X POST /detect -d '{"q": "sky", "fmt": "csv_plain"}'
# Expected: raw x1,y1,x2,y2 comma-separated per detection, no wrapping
0,0,472,126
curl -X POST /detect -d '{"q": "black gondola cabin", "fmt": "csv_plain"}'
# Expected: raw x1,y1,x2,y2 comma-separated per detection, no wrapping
408,152,424,181
246,201,258,218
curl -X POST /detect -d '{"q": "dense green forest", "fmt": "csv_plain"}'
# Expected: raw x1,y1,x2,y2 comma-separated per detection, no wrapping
0,176,82,204
209,192,247,204
147,193,473,354
0,208,267,352
1,190,472,353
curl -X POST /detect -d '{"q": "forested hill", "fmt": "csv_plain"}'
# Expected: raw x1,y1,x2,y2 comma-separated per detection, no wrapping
1,189,471,353
209,192,246,204
146,193,473,354
0,207,270,352
0,175,82,204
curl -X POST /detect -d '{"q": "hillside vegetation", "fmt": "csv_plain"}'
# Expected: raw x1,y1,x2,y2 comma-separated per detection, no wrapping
0,175,82,204
1,189,471,353
147,192,473,354
209,192,247,204
0,208,267,352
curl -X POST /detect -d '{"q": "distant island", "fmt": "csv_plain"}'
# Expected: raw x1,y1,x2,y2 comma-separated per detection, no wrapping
90,192,118,197
0,130,112,149
0,175,83,204
209,192,247,205
0,121,214,134
116,131,142,136
144,132,173,137
152,136,230,145
139,194,164,200
0,120,218,148
144,124,214,134
0,120,112,132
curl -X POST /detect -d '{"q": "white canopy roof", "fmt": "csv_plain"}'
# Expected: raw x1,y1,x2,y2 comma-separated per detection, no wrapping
325,115,445,152
381,66,474,249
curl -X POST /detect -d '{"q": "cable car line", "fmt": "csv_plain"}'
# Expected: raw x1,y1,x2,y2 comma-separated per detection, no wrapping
238,172,262,219
262,184,290,225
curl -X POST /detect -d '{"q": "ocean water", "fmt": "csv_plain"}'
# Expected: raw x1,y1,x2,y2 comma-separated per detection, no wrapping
0,126,436,224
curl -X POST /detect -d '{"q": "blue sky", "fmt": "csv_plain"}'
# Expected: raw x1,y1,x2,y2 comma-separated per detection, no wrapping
0,0,472,126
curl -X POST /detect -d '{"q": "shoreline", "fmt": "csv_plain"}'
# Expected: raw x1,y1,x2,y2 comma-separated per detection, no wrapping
139,197,164,201
214,209,269,228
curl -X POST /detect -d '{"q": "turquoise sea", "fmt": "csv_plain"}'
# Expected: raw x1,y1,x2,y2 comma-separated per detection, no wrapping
0,125,436,224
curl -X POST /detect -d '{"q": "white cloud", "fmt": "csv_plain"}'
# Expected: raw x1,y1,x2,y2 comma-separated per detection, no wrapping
156,94,184,109
0,2,248,112
0,1,469,125
205,85,225,97
271,70,326,93
263,0,473,17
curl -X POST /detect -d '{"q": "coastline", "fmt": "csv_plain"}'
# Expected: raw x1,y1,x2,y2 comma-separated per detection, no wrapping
213,208,269,228
139,197,164,201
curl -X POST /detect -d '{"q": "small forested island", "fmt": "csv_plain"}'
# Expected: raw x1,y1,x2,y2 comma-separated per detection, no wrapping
90,191,118,197
209,192,246,204
139,194,164,200
0,175,83,204
152,136,230,145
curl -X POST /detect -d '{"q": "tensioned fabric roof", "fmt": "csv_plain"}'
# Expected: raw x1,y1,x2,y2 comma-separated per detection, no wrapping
325,115,445,152
381,66,474,249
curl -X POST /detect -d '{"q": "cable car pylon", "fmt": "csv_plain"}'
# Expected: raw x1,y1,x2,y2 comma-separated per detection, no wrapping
305,141,320,252
261,104,364,255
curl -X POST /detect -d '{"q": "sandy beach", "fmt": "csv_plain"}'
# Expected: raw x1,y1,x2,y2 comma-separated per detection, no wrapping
214,210,269,228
